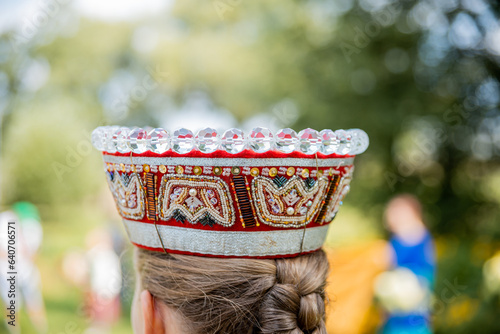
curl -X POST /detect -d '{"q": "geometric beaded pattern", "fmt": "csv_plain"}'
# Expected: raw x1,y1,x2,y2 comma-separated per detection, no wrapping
104,161,355,229
232,175,258,228
322,166,354,223
145,172,157,220
106,171,146,220
157,174,236,227
251,175,330,228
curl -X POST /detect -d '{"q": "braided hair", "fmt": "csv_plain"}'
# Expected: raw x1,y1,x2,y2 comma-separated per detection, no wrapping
136,248,329,333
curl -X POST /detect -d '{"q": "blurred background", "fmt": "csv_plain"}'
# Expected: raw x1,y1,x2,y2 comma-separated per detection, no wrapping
0,0,500,333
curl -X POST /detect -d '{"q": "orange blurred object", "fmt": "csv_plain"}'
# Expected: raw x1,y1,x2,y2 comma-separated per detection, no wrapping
325,240,391,334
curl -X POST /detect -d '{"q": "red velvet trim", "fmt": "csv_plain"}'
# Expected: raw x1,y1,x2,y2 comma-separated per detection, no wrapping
132,241,322,259
103,148,355,159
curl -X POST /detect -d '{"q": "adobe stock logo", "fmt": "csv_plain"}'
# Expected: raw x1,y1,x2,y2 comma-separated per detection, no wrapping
340,5,400,63
212,0,242,21
9,0,72,53
107,65,169,122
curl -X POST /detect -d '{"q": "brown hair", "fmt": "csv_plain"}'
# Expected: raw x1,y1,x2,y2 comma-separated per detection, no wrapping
136,248,329,334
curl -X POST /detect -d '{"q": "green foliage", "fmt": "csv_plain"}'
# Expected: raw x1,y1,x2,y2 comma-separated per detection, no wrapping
2,100,102,205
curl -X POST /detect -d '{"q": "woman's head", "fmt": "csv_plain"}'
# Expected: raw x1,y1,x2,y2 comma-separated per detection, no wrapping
384,194,425,237
132,248,329,334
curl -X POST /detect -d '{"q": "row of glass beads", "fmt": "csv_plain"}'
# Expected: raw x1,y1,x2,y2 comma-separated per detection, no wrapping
91,126,369,155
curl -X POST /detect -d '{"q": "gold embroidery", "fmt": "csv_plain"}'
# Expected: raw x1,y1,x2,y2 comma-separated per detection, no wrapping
107,171,145,220
251,175,329,228
157,174,235,227
322,166,354,223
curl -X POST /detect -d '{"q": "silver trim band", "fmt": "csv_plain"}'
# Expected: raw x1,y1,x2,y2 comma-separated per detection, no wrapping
103,155,354,167
122,219,330,257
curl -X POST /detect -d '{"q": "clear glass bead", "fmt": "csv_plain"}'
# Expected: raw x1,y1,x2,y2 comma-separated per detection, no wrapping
113,127,131,153
335,129,352,155
91,127,105,151
195,128,220,153
172,128,194,154
275,128,298,153
249,127,273,153
105,126,119,153
221,128,246,154
348,129,369,155
147,128,170,154
128,128,148,154
320,129,339,155
297,128,321,155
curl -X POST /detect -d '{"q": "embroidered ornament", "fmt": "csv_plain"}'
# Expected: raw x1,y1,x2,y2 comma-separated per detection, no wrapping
157,174,235,227
252,175,329,228
106,171,145,220
93,126,368,258
322,166,354,223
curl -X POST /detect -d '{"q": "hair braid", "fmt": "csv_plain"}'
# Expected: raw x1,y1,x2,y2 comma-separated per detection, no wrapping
136,249,329,334
258,251,329,334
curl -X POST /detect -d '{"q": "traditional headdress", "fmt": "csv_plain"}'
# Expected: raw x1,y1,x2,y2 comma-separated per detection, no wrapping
91,126,368,258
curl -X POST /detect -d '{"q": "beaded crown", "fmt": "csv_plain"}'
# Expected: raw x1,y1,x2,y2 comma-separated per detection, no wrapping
91,126,369,258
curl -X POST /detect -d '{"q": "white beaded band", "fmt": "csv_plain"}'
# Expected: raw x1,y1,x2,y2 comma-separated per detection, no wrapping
123,219,330,257
92,126,369,156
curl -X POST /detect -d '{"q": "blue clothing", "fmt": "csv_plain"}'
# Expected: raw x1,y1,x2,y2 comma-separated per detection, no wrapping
382,232,436,334
390,232,435,286
383,314,432,334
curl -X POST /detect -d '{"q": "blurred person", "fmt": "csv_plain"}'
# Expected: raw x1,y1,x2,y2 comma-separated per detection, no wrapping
61,186,128,333
375,194,436,334
61,249,89,289
83,228,122,334
0,202,47,333
61,227,125,334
